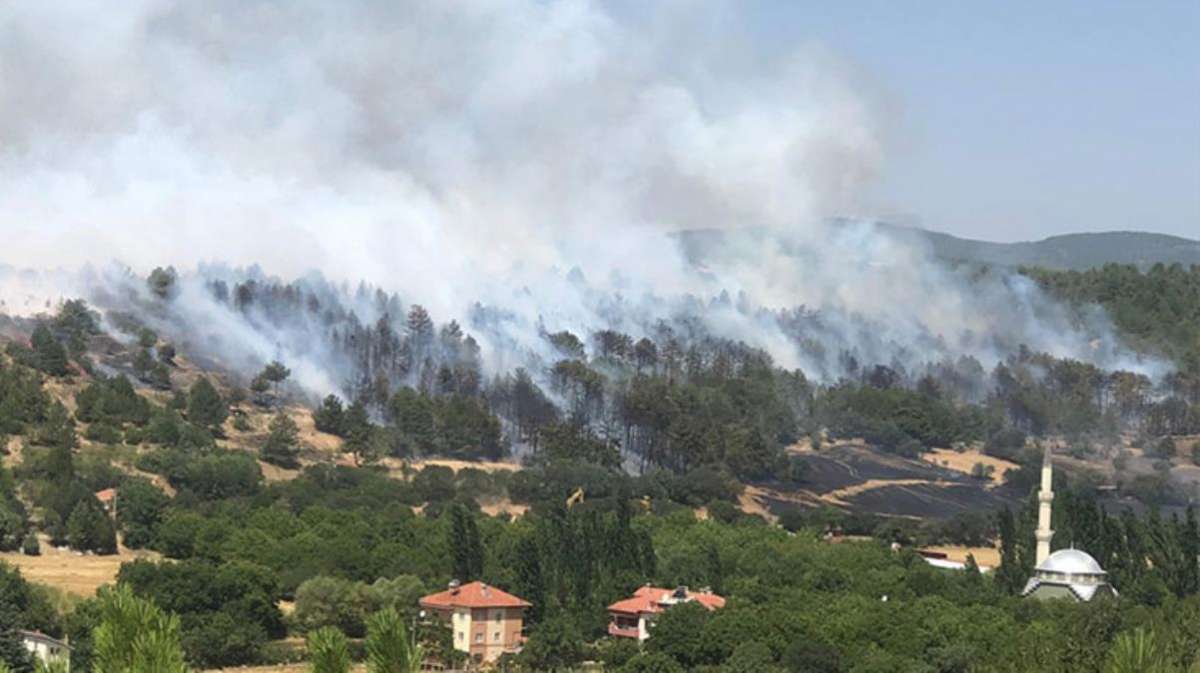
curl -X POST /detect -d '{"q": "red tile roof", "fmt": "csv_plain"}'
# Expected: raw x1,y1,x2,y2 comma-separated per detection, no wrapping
607,586,725,615
419,582,531,610
95,488,117,503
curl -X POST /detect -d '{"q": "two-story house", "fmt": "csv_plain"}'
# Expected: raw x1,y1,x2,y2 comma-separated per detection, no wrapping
419,581,531,664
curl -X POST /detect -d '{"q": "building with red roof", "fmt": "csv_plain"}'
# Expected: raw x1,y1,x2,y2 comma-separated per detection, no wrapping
607,585,725,641
419,581,531,664
95,488,117,518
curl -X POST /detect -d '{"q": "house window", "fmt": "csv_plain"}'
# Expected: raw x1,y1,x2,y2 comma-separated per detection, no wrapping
493,610,503,622
457,631,464,642
494,631,501,642
475,633,483,643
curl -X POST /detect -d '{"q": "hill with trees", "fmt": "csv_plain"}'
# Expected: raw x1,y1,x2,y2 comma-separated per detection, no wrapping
0,263,1197,671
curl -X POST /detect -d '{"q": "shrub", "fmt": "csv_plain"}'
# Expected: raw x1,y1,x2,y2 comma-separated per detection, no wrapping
20,533,39,557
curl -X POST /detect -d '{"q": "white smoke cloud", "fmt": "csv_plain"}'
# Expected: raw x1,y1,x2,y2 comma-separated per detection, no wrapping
0,0,1166,390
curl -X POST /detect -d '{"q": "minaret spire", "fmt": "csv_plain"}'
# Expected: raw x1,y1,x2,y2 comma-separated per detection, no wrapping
1035,445,1054,566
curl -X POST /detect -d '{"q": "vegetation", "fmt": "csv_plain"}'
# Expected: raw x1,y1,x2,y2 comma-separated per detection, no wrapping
0,271,1196,671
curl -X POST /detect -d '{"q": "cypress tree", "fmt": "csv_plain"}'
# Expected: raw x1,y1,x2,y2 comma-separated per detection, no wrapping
450,505,483,582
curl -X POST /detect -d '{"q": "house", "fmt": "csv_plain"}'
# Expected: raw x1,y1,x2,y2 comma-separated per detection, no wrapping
19,630,70,668
95,488,117,518
419,581,531,664
607,585,725,642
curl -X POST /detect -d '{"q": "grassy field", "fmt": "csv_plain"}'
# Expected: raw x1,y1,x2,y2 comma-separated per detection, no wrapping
0,535,158,596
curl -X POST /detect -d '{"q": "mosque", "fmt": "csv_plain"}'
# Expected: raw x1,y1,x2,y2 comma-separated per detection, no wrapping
1021,446,1117,602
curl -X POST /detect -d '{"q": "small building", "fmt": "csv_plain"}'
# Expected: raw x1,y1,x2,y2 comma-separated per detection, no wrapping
1022,548,1117,602
419,581,530,664
19,630,70,668
95,488,118,518
607,586,725,642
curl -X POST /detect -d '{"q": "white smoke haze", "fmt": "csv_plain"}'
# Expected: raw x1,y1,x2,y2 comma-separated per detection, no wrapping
0,0,1168,396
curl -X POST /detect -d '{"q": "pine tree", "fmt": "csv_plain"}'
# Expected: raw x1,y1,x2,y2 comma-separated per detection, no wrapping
313,395,346,436
187,377,228,430
341,401,373,466
30,325,67,377
262,412,301,468
260,361,292,400
92,585,187,673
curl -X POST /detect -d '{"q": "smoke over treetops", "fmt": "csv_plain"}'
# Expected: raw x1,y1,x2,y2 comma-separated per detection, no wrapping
0,0,1166,397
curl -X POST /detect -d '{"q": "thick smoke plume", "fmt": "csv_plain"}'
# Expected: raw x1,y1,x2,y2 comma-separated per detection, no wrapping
0,0,1164,396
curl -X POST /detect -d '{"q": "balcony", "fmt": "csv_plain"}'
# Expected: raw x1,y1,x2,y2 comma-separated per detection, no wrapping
608,622,640,639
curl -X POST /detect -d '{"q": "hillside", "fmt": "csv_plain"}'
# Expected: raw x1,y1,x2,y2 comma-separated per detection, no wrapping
676,223,1200,270
900,227,1200,270
2,284,1199,672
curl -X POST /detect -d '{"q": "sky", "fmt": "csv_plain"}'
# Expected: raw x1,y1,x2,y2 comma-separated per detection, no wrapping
736,0,1200,242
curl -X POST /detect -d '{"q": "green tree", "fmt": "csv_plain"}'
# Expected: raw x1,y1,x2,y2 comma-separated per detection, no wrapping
259,361,291,402
313,395,346,436
0,607,33,673
449,505,483,582
20,533,38,557
117,479,170,549
646,601,710,669
66,498,117,555
91,584,188,673
186,377,227,431
293,576,374,638
341,401,374,466
618,653,685,673
518,616,583,672
30,325,68,377
364,607,424,673
261,412,301,468
307,626,351,673
147,267,177,300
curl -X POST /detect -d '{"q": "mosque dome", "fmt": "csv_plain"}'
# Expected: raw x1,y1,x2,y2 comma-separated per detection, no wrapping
1037,549,1105,576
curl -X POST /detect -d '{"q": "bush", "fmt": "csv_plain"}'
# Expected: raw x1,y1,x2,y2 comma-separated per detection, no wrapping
970,462,995,481
21,532,39,556
84,422,122,444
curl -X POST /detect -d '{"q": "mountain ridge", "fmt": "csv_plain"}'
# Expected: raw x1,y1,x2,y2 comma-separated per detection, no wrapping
675,223,1200,270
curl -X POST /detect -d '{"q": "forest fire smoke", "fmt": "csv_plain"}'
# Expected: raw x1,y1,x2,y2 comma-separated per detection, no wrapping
0,0,1166,396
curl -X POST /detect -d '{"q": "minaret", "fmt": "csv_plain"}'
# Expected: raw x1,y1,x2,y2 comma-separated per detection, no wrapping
1035,445,1054,566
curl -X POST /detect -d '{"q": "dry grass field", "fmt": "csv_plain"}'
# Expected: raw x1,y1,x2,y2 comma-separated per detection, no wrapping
918,544,1002,569
0,535,159,596
921,448,1017,486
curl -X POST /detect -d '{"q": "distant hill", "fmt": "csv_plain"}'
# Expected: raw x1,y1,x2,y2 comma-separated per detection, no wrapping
880,224,1200,270
676,223,1200,270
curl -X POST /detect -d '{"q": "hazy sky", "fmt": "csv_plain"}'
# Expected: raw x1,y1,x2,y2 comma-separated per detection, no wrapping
738,0,1200,242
